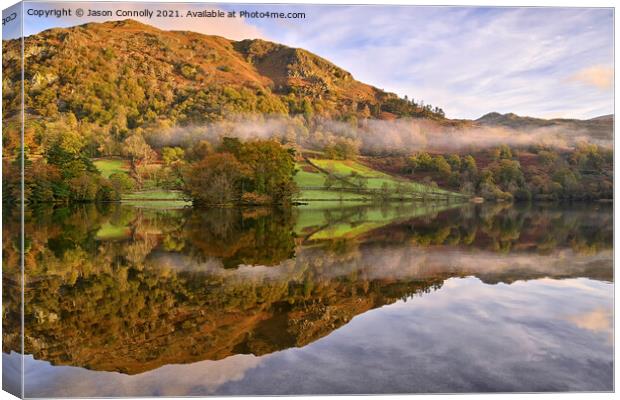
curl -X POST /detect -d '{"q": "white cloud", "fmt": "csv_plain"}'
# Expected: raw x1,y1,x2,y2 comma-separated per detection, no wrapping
250,6,613,119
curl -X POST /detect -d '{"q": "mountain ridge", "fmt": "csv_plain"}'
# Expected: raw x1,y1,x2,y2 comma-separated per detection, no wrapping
475,111,613,141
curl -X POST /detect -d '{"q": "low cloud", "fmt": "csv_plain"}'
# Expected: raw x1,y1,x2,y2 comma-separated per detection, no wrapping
147,115,607,154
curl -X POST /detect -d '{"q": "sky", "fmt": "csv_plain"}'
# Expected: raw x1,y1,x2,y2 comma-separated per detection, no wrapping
3,2,614,119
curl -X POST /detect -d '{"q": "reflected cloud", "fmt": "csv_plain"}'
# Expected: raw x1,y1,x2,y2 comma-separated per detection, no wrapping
567,307,612,336
22,353,263,397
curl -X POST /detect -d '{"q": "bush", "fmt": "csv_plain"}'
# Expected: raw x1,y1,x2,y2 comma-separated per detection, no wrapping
109,173,135,195
69,173,100,202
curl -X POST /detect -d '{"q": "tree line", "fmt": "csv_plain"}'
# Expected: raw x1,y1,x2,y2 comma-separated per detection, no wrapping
2,132,298,206
404,143,612,201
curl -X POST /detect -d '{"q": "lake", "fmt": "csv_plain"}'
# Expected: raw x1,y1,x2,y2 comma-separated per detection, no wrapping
2,201,613,396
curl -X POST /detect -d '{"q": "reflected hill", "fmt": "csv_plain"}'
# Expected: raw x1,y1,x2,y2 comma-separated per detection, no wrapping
2,202,612,375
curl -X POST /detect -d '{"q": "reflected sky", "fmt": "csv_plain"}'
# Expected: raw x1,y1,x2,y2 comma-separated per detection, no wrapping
17,276,612,396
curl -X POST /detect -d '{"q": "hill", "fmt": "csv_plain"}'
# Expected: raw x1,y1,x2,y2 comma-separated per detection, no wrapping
475,112,613,142
2,19,444,150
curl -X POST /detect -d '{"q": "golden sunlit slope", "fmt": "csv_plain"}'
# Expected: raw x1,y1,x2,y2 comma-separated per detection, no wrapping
4,19,436,129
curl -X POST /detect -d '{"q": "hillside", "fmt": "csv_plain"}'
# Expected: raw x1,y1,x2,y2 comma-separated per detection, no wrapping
476,112,613,142
2,19,443,145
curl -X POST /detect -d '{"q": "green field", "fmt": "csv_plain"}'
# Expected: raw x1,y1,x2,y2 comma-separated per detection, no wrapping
121,190,190,208
308,158,453,194
121,190,186,201
93,158,129,178
294,158,461,201
295,167,329,187
94,158,189,206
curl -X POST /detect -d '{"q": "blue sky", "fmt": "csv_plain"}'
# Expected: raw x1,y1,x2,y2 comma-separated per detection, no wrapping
6,2,614,119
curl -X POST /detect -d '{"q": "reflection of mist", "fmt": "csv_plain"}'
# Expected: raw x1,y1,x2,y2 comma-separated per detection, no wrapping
20,353,262,397
146,243,612,287
568,307,611,331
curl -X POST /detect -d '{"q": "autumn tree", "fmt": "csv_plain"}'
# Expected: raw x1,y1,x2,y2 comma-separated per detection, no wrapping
236,140,298,203
122,134,156,187
183,153,248,205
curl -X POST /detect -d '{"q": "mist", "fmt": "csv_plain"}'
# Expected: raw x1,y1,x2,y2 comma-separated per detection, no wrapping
145,115,610,154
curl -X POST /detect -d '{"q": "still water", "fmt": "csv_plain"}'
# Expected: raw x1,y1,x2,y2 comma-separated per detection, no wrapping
2,201,613,395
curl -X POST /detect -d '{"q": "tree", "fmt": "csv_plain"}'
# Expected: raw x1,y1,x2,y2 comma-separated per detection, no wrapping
218,137,243,157
553,167,580,196
538,150,559,169
237,140,298,202
432,156,452,178
122,134,156,187
183,153,247,205
70,173,101,202
447,154,461,171
409,152,433,171
302,98,314,120
460,180,475,195
350,171,368,189
182,139,297,205
324,138,359,160
462,155,477,174
185,140,213,162
360,104,371,120
494,159,525,189
323,172,336,189
109,173,135,198
499,145,513,159
161,147,185,166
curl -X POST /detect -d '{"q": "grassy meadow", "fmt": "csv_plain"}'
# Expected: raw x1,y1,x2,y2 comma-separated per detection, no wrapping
294,158,461,202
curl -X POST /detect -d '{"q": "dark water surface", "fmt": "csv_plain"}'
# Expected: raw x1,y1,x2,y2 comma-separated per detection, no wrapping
2,202,613,396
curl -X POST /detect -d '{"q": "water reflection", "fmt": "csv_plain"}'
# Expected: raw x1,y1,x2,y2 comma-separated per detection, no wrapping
2,202,613,395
